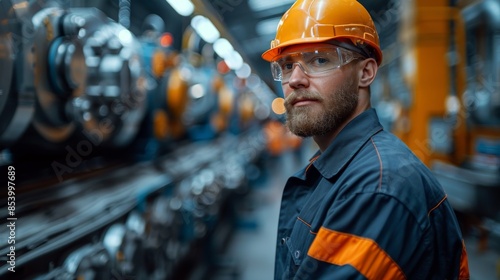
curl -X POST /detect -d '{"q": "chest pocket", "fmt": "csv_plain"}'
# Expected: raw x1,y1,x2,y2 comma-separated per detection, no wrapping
281,172,333,279
285,217,317,277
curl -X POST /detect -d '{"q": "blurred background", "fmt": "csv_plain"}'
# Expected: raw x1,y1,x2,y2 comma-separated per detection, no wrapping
0,0,499,279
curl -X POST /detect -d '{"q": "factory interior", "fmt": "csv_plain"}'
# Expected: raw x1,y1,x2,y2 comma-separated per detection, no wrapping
1,0,500,279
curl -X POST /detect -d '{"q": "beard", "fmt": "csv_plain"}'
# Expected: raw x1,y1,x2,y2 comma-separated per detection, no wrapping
284,78,358,137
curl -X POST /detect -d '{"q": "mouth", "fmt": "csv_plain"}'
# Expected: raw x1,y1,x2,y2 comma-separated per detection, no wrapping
290,98,319,107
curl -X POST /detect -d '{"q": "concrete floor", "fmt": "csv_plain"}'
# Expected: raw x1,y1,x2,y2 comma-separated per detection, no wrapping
221,142,312,280
464,235,500,280
222,140,500,280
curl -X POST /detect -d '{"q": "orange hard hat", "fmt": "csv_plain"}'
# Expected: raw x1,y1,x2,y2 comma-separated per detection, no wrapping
261,0,383,65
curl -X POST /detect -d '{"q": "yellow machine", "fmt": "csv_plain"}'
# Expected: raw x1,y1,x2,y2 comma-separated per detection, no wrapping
394,0,469,166
384,0,500,266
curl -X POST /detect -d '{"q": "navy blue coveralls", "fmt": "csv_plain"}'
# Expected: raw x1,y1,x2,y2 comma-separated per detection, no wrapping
275,109,469,279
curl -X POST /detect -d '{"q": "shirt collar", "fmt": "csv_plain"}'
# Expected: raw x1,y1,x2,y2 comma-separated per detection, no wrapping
312,108,383,179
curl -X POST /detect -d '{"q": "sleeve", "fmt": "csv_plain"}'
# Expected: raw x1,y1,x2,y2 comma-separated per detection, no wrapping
299,192,433,280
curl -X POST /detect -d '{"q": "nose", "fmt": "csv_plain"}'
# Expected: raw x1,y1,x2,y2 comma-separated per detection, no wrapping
287,63,309,89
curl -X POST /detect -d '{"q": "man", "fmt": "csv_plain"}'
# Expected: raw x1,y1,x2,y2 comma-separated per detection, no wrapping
261,0,470,279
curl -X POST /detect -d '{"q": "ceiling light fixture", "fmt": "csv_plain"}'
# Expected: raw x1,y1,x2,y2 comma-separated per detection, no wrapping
235,63,252,79
224,50,243,70
165,0,194,17
213,38,234,59
248,0,294,12
190,15,220,43
256,17,281,36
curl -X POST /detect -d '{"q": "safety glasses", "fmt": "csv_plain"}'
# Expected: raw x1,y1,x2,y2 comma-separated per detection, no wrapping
270,46,363,82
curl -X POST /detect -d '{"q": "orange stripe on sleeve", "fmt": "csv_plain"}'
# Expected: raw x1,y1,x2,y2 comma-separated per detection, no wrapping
459,240,470,280
308,227,406,280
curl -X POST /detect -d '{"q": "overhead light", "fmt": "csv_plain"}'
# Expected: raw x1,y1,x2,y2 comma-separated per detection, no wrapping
213,38,234,59
248,0,295,12
224,50,243,70
256,17,281,36
118,29,133,45
235,63,251,79
191,15,220,43
271,97,286,115
160,32,174,47
190,84,206,99
166,0,194,17
217,60,231,74
246,74,262,89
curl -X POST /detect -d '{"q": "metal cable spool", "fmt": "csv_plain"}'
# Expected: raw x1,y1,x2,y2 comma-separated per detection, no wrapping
30,7,84,143
62,9,147,148
5,4,147,159
62,244,112,280
0,0,38,147
462,0,500,125
179,28,223,140
102,212,151,278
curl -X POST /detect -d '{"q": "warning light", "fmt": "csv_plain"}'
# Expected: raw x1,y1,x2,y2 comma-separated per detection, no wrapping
160,33,173,47
271,97,286,115
217,60,231,74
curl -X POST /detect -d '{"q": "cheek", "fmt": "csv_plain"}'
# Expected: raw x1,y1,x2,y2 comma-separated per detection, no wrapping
320,73,353,91
312,79,337,96
282,87,293,98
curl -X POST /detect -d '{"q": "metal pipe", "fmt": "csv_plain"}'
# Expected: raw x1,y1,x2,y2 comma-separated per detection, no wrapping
462,0,500,124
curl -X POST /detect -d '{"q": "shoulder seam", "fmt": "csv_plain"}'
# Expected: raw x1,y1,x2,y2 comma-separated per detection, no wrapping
370,137,383,191
428,194,447,216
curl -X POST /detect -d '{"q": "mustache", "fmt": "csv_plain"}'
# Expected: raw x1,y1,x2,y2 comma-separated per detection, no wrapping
284,89,323,107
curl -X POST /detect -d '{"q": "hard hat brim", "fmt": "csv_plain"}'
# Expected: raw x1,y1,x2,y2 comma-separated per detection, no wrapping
261,37,336,62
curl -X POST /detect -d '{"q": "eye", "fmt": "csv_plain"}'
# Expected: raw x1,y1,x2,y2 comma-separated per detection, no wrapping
281,61,295,71
309,56,330,67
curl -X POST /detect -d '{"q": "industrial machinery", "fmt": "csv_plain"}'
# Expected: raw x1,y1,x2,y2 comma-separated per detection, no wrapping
0,0,271,166
134,21,266,159
0,0,147,161
428,0,500,221
0,132,267,279
370,0,500,269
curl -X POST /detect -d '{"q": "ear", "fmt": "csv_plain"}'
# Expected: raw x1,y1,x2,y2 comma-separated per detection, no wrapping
358,58,378,88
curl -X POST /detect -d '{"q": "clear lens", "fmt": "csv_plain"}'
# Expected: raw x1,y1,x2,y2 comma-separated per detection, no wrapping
270,47,361,82
271,62,283,81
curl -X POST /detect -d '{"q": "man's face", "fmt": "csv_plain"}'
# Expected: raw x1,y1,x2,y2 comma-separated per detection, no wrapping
280,43,359,137
284,77,358,137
